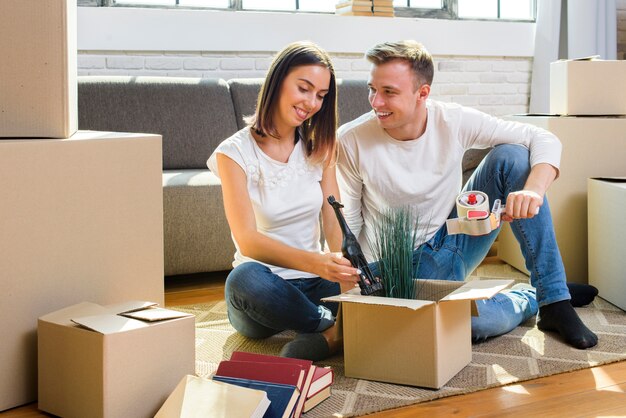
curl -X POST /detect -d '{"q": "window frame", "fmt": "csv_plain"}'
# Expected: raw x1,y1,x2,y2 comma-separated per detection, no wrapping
101,0,536,22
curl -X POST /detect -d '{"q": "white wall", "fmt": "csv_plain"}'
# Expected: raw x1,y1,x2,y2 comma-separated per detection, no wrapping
76,5,626,117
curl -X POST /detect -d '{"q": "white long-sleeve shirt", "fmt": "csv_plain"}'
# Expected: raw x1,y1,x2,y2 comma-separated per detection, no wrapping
337,100,562,261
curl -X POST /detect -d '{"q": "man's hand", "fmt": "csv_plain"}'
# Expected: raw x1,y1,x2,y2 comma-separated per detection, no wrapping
502,189,543,222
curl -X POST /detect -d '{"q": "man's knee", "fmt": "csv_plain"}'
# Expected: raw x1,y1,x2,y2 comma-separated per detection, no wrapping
487,144,530,184
491,144,529,164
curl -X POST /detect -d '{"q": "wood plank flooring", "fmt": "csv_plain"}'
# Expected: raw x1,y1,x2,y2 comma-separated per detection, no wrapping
3,260,625,417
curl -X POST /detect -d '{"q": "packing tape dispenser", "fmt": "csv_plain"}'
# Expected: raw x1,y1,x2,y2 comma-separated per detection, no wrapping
446,191,502,236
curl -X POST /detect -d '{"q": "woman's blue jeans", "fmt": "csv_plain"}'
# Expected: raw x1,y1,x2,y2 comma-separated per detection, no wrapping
224,262,339,339
224,145,570,342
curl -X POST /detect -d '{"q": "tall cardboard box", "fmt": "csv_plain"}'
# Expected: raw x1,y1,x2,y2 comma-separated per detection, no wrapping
498,116,626,284
0,0,77,138
550,59,626,116
0,131,164,411
588,178,626,310
38,301,196,418
325,279,512,389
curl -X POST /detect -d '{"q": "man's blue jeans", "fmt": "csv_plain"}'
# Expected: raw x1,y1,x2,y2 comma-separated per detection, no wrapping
224,144,570,342
413,144,570,341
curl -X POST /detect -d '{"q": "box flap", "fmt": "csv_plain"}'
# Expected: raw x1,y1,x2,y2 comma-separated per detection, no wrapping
590,177,626,185
440,279,513,302
71,313,149,334
105,300,158,314
39,302,109,326
120,307,193,322
323,288,434,311
570,55,601,61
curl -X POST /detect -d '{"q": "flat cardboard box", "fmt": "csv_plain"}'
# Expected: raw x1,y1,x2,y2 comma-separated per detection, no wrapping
498,115,626,284
588,178,626,310
0,0,77,138
325,279,512,389
0,131,164,411
550,59,626,116
38,301,196,418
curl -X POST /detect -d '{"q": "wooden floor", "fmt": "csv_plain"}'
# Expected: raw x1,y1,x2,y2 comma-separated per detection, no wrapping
3,262,625,417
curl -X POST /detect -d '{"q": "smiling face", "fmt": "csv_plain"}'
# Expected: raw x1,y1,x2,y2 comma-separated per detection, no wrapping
367,59,430,140
274,64,331,138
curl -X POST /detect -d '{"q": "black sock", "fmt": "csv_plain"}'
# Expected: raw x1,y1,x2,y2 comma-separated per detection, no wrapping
567,283,599,307
537,300,598,349
279,333,330,362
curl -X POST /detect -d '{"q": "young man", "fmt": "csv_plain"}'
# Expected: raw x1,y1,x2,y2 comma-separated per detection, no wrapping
337,40,598,349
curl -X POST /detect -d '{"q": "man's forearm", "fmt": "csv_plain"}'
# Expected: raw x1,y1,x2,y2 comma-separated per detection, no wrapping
523,163,558,197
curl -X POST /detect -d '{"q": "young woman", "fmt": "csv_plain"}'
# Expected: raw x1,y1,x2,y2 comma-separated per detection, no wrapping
207,41,358,361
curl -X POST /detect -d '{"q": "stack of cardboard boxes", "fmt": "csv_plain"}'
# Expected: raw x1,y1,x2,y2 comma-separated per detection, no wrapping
499,57,626,286
0,0,171,414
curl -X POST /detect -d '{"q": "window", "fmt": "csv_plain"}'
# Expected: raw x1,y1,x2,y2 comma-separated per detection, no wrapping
112,0,536,21
393,0,535,20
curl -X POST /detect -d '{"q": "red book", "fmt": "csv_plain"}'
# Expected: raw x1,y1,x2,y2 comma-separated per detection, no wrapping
303,385,331,413
307,366,333,398
215,360,306,391
230,351,314,418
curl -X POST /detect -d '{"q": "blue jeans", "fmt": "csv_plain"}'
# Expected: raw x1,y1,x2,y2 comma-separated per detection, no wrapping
224,262,340,339
407,144,570,341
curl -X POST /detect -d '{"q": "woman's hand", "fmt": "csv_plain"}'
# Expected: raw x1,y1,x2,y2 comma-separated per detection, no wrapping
315,252,360,289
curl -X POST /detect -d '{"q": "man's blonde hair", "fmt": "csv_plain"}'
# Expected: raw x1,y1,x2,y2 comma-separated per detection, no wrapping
366,40,434,89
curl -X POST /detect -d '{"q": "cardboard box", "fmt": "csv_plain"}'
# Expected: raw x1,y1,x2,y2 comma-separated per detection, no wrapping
498,115,626,284
0,0,77,138
38,301,195,418
497,223,530,275
0,131,164,411
550,58,626,116
588,178,626,310
325,279,512,388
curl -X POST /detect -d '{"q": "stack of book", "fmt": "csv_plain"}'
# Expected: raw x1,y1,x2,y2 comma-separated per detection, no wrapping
213,351,334,417
373,0,394,17
335,0,374,16
155,375,272,418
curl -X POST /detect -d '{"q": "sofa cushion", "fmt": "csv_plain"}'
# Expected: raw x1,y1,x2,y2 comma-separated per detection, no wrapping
78,76,238,170
228,78,263,130
163,170,235,275
336,79,372,125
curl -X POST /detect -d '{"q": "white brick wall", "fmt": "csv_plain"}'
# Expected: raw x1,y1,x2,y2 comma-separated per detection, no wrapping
78,51,533,117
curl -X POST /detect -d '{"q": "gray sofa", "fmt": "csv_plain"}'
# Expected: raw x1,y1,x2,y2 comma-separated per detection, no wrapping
77,76,489,277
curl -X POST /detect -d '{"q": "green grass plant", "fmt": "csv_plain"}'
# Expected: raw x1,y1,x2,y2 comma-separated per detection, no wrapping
368,206,425,300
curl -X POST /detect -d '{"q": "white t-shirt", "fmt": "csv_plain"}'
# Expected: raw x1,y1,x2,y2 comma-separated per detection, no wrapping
337,100,562,260
207,127,324,280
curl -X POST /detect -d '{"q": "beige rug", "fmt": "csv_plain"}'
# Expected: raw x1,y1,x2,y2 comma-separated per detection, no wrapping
174,296,626,418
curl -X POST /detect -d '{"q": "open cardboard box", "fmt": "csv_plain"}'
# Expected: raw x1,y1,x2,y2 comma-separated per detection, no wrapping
325,279,512,389
588,177,626,310
38,301,196,418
